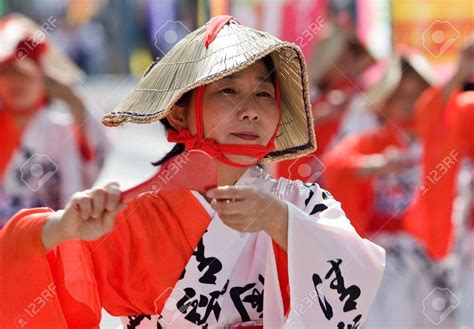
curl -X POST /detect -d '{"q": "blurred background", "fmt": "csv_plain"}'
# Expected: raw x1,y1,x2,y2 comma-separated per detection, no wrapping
2,0,471,75
0,0,473,328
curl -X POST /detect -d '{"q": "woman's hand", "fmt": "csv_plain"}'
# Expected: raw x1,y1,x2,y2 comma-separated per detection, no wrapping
41,182,126,251
443,38,474,99
44,75,87,123
206,185,289,250
357,148,416,178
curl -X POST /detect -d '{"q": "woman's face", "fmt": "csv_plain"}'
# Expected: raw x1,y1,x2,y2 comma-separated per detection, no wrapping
384,70,428,123
328,42,374,85
0,59,44,111
177,60,281,165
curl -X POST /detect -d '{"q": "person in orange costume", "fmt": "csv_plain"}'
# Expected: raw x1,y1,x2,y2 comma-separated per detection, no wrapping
272,19,377,183
323,49,436,328
404,39,474,328
0,14,109,227
405,40,474,261
0,16,385,329
323,49,434,237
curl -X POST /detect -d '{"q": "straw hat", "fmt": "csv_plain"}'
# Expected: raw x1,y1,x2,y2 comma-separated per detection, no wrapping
307,21,375,85
102,16,316,163
364,47,436,108
0,13,84,84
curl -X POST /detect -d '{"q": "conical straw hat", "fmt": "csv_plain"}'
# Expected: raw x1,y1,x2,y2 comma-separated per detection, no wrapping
364,48,435,108
0,13,84,84
102,16,316,163
307,21,375,85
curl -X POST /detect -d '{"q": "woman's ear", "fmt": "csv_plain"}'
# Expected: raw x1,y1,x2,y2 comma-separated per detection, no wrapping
166,105,187,130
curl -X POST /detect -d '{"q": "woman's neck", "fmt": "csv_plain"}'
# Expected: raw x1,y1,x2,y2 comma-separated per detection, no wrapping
216,161,249,186
201,162,248,203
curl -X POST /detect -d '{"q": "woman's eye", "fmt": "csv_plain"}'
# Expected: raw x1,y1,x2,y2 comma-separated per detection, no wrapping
256,91,272,97
220,88,236,94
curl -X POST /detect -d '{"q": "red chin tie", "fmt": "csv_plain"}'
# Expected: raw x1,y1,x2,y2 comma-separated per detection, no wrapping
167,81,283,168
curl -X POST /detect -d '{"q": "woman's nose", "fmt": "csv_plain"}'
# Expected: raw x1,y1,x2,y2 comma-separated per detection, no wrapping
237,98,260,121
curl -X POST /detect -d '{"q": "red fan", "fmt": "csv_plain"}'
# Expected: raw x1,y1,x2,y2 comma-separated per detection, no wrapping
122,150,218,202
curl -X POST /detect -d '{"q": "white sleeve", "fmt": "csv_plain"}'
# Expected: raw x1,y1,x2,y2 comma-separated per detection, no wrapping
48,121,84,208
283,183,385,328
46,101,110,187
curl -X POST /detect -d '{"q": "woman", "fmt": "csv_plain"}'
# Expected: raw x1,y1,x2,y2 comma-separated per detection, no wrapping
407,40,474,328
0,14,109,227
0,16,384,328
323,49,440,327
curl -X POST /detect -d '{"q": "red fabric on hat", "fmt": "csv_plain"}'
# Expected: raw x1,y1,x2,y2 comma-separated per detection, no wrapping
15,39,48,63
204,15,236,48
0,15,49,65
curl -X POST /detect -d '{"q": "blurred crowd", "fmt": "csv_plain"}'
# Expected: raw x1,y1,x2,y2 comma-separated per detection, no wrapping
271,24,473,329
0,0,473,328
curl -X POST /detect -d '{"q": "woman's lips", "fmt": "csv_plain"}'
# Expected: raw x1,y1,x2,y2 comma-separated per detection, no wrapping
230,133,259,141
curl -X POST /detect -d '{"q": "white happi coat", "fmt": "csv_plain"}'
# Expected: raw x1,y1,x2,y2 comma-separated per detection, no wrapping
121,165,386,328
0,102,109,227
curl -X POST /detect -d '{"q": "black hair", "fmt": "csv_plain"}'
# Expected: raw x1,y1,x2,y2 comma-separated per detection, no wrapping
151,91,192,167
152,55,277,167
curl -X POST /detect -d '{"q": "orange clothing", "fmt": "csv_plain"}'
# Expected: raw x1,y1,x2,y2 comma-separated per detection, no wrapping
0,190,289,328
405,88,474,260
322,125,407,236
74,123,96,162
0,96,50,181
0,112,95,188
453,91,474,158
0,111,21,180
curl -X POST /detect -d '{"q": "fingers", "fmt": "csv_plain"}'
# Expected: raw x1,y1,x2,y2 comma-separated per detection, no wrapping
208,186,270,216
90,188,106,219
74,192,92,219
210,198,243,215
104,182,122,211
102,203,126,233
101,182,124,232
206,185,251,201
70,182,122,220
90,182,123,218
